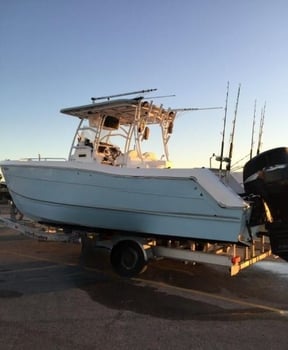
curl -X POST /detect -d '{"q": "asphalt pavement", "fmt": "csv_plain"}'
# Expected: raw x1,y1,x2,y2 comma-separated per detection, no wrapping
0,214,287,350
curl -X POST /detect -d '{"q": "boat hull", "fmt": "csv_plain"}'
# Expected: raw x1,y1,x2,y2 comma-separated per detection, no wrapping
1,161,250,243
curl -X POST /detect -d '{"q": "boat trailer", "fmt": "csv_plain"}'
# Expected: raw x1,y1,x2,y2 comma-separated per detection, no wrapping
0,202,273,278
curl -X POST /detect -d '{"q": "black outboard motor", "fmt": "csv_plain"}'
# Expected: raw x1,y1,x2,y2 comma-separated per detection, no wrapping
243,147,288,261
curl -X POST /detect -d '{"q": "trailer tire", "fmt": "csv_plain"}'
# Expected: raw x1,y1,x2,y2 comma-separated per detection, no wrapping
110,240,147,277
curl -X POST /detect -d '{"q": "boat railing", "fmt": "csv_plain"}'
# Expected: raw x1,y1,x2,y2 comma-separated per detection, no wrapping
19,157,67,162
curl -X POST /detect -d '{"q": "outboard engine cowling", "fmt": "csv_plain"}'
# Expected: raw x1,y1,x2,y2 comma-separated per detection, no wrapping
243,147,288,261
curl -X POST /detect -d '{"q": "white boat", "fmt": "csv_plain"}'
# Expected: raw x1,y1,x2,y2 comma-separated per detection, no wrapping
0,90,257,245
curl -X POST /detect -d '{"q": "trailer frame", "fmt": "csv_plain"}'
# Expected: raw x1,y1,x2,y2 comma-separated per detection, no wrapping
0,205,272,277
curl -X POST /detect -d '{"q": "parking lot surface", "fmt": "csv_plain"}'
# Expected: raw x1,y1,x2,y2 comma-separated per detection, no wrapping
0,218,287,350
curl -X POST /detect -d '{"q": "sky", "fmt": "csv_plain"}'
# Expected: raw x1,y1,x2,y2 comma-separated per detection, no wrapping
1,0,288,169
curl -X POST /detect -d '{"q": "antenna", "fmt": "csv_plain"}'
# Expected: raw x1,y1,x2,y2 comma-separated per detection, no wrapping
226,83,241,171
91,88,157,102
219,81,229,171
249,100,257,159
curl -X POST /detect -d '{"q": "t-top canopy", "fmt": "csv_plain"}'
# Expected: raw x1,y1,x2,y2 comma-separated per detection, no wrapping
60,98,176,126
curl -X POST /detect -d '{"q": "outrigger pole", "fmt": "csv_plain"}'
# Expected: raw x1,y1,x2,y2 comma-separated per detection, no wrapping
91,88,157,102
172,106,223,112
226,84,241,171
146,94,176,100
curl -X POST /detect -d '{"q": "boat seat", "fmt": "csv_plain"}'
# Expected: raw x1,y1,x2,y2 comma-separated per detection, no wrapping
125,150,143,167
125,150,172,168
142,152,172,168
142,152,157,161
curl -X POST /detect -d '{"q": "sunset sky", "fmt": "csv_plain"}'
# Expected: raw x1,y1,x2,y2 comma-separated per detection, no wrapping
1,0,288,168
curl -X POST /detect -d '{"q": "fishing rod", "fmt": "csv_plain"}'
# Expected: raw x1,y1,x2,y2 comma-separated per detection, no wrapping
249,100,257,160
219,81,229,171
226,83,241,171
91,88,157,102
256,102,266,155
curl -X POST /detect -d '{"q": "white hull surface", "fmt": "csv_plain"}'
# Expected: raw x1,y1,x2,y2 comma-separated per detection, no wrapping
1,160,251,243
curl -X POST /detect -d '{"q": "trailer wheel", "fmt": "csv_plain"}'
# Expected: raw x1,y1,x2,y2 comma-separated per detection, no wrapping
110,240,147,277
